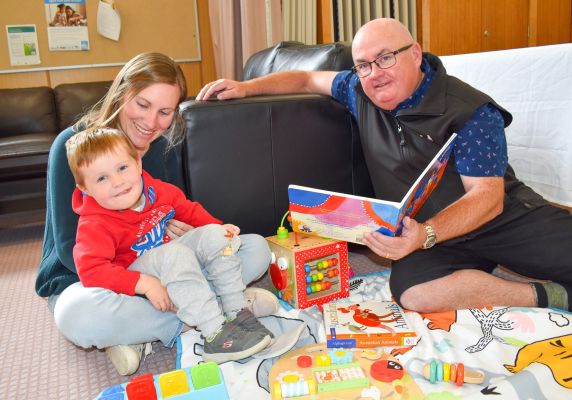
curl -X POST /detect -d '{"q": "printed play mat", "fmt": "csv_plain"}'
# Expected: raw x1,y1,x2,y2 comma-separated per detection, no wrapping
177,270,572,399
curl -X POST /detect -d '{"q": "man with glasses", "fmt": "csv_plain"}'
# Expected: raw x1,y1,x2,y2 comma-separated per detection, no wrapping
197,18,572,313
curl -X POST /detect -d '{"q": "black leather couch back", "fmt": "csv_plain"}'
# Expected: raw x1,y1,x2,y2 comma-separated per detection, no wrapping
180,94,372,236
0,87,57,140
54,81,111,130
243,41,353,81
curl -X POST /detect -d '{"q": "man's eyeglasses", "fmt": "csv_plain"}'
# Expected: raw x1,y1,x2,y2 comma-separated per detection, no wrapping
351,44,414,78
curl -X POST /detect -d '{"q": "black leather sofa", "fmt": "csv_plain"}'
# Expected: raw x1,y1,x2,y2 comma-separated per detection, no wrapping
0,81,110,214
179,41,372,236
2,41,370,236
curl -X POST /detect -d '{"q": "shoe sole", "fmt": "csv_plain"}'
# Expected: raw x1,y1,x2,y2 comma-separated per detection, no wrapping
202,334,272,364
105,346,140,376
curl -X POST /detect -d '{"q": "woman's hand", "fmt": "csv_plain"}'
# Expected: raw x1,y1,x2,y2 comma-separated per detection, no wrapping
166,219,194,240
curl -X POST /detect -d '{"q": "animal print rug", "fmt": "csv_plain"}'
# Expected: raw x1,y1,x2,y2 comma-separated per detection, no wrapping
178,270,572,399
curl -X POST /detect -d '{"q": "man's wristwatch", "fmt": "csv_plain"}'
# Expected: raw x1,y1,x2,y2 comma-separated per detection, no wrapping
422,223,437,249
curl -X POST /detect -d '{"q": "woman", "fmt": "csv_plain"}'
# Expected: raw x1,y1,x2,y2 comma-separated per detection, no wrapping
64,5,85,26
35,52,271,375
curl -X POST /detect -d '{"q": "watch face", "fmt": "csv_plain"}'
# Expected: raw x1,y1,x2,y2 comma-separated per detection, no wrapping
423,224,437,249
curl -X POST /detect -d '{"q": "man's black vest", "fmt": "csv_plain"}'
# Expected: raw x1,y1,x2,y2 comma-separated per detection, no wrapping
354,53,545,222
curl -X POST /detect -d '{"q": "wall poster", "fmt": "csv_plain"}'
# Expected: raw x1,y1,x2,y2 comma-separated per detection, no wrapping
44,0,89,51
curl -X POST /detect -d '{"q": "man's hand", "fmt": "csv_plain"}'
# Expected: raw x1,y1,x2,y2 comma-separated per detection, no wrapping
222,223,240,236
362,217,426,260
135,274,176,312
165,219,194,240
196,79,247,101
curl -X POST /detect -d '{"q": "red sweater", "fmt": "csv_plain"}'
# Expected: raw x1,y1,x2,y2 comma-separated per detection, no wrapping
72,170,221,295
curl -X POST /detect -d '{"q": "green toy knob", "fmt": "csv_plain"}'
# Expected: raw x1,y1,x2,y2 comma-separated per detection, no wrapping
277,226,289,239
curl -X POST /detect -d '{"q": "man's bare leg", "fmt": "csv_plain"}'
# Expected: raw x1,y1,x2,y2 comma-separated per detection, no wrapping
399,269,536,312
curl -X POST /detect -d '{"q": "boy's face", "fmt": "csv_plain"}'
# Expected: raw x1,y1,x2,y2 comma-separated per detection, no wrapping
77,145,143,211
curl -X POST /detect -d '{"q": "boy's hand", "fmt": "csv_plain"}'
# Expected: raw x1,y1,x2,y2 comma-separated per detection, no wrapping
135,274,176,312
166,219,194,240
222,224,240,236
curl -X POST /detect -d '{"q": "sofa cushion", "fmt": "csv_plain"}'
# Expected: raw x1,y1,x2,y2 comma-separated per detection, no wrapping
0,87,57,139
0,132,56,160
243,41,353,81
0,87,58,183
54,81,111,130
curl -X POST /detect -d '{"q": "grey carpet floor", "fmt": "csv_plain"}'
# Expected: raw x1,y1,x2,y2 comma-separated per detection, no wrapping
0,211,388,399
0,215,176,400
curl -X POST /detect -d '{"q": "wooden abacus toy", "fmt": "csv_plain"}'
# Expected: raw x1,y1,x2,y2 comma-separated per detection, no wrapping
422,360,484,386
266,231,349,309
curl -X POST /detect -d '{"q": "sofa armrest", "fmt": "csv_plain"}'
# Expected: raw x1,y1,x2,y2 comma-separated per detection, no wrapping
180,94,372,236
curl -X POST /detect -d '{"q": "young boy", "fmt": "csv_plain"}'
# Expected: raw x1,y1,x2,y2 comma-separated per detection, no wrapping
66,128,277,367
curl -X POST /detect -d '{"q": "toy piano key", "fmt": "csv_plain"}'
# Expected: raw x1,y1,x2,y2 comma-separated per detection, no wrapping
423,360,484,386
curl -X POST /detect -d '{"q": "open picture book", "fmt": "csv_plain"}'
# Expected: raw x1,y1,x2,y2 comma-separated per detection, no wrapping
288,133,457,244
323,300,419,348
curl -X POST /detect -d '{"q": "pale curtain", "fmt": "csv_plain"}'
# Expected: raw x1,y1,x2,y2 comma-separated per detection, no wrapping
208,0,283,80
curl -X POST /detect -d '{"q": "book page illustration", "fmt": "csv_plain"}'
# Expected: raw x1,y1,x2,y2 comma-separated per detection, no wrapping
289,133,457,244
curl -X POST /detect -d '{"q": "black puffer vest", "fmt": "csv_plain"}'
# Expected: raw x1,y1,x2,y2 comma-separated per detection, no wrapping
354,53,544,222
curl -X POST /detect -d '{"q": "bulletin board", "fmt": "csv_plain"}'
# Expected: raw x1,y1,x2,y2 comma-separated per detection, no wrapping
0,0,200,72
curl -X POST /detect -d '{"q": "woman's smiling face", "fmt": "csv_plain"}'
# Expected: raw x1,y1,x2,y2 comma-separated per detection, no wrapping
118,82,181,156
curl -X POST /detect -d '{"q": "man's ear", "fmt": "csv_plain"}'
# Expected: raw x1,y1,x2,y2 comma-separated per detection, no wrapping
412,42,423,66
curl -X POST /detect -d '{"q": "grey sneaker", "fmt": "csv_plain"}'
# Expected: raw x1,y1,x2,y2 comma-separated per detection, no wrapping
234,308,275,339
244,287,279,317
105,342,153,376
202,318,271,364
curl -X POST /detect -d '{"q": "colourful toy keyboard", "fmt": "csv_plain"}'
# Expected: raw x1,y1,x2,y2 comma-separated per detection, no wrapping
95,361,230,400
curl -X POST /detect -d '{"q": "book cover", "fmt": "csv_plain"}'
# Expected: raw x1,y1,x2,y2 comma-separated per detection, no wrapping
288,133,457,244
323,300,418,348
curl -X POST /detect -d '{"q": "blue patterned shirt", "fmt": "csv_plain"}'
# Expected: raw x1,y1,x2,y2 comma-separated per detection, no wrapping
331,59,508,177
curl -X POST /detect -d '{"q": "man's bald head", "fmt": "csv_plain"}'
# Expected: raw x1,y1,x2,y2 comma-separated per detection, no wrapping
350,18,423,110
353,18,414,56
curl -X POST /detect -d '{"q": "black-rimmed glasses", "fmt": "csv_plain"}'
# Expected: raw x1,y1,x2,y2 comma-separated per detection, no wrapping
351,43,414,78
